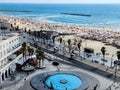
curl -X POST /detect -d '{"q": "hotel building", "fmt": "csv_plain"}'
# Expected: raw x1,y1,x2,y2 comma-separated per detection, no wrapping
0,21,27,83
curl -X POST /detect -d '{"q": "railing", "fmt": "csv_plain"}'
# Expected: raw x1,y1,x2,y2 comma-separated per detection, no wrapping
0,46,21,61
0,54,22,71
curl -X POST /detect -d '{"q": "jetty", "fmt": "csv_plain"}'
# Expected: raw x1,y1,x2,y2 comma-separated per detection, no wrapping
0,10,31,12
61,13,91,17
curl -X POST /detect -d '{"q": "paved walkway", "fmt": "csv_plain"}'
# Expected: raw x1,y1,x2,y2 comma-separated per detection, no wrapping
3,58,118,90
1,50,120,90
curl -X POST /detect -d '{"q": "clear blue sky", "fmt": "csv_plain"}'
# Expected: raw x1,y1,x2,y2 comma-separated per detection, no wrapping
0,0,120,4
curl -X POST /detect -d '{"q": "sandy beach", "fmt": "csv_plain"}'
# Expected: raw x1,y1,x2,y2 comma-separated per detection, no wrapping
0,15,120,60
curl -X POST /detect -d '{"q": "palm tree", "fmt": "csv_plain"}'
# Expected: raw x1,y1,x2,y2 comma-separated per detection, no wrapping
34,41,39,49
16,25,19,31
101,47,106,58
59,37,63,50
52,36,56,52
101,47,106,65
116,51,120,60
68,39,73,58
77,40,82,57
43,33,46,45
59,37,63,44
27,46,31,58
45,34,49,48
27,46,34,59
52,36,56,45
39,30,43,44
73,38,77,46
36,47,45,68
67,39,71,53
24,28,27,32
21,42,27,64
27,46,34,64
31,48,34,57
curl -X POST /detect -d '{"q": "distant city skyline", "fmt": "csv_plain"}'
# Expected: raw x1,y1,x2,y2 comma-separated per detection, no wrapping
0,0,120,4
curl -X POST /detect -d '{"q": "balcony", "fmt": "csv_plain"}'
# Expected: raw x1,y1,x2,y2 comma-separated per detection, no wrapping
0,45,21,62
0,54,22,71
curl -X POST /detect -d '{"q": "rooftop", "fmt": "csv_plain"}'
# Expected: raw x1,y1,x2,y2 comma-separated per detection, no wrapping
0,32,19,42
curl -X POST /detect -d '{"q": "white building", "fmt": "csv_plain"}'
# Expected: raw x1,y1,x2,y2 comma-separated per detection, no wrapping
0,22,27,83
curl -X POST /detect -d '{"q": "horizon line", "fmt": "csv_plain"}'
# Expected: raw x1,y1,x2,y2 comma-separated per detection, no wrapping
0,2,120,4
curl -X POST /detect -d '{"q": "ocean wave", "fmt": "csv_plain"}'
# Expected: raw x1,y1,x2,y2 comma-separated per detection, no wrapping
36,14,61,22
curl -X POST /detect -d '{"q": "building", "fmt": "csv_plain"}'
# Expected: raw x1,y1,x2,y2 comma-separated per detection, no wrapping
0,22,27,83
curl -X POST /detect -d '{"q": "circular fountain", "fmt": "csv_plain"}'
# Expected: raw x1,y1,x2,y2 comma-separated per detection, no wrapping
45,73,82,90
30,71,100,90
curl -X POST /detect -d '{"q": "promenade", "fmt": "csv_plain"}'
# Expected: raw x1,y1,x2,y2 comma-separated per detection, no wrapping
28,33,120,82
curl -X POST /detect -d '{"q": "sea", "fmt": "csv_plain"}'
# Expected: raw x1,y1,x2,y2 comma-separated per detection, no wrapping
0,3,120,30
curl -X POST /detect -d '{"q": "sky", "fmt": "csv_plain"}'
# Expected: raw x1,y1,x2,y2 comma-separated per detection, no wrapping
0,0,120,4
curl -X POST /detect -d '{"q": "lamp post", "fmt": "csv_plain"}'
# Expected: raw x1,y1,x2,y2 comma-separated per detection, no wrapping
114,66,117,82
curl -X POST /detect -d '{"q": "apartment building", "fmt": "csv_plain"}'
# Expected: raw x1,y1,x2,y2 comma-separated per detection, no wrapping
0,22,27,83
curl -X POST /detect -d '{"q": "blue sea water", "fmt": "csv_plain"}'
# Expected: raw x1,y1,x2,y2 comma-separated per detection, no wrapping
0,3,120,30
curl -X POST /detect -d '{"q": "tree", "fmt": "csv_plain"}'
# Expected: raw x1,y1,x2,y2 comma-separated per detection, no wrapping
36,47,45,68
52,36,56,45
52,36,56,52
39,29,43,44
116,51,120,60
59,37,63,44
77,40,82,57
27,46,31,57
45,34,49,48
67,39,71,53
101,47,106,65
21,42,27,64
24,28,27,32
27,46,34,58
73,38,77,46
34,41,39,49
16,25,19,31
59,37,63,50
43,33,46,45
101,47,106,58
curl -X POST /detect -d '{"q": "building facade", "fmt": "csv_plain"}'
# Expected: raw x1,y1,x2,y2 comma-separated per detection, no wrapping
0,22,27,83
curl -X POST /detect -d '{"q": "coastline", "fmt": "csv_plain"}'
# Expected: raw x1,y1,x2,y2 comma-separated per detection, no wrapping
0,15,120,59
0,15,119,33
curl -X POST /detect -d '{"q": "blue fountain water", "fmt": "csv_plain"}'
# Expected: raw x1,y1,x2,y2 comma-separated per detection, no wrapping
45,73,82,90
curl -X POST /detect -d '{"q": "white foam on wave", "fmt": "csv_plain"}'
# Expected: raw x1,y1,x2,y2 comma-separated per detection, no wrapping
35,14,62,23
